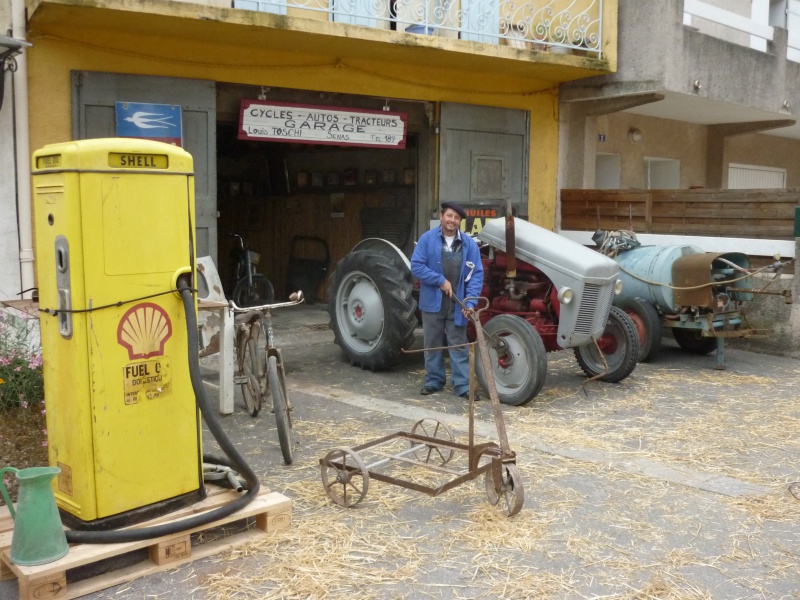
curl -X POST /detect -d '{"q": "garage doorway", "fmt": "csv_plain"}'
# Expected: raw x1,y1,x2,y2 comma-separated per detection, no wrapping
215,85,433,302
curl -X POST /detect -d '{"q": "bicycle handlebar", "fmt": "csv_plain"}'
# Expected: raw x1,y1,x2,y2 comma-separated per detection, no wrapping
228,291,305,313
228,233,246,250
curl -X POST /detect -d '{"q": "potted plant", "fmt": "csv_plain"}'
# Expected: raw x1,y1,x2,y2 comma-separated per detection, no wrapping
549,28,572,54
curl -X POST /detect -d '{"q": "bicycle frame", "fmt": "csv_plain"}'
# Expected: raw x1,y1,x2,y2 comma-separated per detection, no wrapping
229,292,304,464
230,293,305,368
230,233,257,289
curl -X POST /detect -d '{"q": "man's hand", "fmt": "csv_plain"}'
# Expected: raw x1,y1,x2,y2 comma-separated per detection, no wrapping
440,280,453,297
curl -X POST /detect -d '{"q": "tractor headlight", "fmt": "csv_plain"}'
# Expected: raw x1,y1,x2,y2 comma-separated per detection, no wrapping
614,279,623,295
557,287,574,304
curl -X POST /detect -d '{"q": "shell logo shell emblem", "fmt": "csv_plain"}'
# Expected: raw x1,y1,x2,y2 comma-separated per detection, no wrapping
117,302,173,360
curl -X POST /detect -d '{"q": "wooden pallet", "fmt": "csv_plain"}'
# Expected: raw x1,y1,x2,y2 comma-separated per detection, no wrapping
0,485,291,599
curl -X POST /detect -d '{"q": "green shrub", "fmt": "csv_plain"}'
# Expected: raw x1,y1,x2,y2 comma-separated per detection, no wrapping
0,310,44,409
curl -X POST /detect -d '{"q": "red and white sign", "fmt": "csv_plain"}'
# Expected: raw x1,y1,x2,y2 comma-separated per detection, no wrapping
239,100,407,149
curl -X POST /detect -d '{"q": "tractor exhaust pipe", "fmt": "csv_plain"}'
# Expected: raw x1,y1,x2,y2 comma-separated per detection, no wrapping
504,198,516,278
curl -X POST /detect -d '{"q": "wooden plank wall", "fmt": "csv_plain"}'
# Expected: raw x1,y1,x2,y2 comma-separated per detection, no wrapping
561,189,800,239
218,191,413,302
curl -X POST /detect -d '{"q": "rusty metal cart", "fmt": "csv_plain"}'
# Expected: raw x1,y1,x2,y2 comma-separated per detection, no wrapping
319,298,524,517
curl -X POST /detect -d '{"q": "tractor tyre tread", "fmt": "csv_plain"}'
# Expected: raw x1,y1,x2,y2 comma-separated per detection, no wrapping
618,296,662,363
574,305,639,383
327,250,417,371
476,314,548,406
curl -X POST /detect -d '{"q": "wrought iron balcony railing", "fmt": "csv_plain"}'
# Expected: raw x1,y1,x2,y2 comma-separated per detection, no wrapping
232,0,604,56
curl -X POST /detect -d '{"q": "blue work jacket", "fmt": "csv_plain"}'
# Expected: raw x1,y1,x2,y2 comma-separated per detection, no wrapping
410,227,484,327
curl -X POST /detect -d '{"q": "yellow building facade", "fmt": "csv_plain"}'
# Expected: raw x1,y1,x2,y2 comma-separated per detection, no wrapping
24,0,617,297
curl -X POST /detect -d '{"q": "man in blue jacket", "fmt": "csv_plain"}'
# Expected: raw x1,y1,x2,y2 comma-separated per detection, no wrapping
411,202,484,399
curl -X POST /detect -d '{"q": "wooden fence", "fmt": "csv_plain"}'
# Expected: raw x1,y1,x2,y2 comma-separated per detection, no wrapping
560,189,800,240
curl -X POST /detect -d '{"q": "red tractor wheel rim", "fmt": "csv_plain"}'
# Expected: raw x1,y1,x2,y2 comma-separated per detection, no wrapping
626,310,646,344
597,333,619,354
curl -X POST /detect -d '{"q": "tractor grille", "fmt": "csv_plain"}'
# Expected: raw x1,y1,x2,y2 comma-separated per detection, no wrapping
574,283,614,336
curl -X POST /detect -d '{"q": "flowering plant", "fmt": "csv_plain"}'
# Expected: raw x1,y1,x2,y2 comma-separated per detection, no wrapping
0,310,44,409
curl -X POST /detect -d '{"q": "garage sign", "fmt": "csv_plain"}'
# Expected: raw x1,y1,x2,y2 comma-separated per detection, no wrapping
239,100,407,149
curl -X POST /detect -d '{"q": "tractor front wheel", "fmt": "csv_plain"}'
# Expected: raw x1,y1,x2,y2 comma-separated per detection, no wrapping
476,314,547,406
574,306,639,383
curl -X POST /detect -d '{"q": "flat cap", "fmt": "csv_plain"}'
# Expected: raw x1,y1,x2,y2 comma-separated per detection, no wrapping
440,201,467,219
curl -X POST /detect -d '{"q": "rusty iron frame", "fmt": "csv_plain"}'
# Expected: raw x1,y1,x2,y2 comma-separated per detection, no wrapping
320,298,522,513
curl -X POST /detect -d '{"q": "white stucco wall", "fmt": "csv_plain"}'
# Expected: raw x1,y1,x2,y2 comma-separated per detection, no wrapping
1,4,22,302
0,104,20,302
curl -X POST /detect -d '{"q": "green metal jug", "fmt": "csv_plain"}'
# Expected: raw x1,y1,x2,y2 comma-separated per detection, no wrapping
0,466,69,565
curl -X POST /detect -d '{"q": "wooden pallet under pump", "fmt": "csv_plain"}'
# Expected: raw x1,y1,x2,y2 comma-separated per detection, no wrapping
0,485,291,600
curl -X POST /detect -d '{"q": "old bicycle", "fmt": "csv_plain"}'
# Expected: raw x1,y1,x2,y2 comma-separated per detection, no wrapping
228,233,275,307
229,291,304,465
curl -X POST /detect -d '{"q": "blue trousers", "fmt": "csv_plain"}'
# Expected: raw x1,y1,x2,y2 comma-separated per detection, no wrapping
421,304,470,396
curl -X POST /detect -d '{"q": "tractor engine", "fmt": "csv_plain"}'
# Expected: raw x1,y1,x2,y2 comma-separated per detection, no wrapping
476,252,562,351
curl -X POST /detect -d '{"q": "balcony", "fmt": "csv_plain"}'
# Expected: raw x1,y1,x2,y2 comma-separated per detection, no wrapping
683,0,800,63
231,0,604,56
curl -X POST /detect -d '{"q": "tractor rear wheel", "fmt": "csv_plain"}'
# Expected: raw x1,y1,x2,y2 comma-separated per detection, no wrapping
672,328,718,355
618,297,662,362
328,250,417,370
574,306,639,383
476,314,547,406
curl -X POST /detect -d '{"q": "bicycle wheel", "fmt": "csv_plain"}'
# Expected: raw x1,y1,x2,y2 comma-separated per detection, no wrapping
239,327,264,417
233,274,275,308
268,355,293,465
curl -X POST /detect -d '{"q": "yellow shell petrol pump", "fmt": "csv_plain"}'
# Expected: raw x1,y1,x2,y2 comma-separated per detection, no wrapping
32,138,206,530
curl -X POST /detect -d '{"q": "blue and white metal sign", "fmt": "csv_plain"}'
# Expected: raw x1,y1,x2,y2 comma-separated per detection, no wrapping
115,102,183,147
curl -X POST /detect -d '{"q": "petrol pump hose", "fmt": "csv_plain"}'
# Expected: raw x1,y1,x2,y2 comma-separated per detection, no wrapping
64,278,260,544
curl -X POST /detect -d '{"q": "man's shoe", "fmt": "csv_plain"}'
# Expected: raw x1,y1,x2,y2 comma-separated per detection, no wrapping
459,391,481,401
420,386,440,396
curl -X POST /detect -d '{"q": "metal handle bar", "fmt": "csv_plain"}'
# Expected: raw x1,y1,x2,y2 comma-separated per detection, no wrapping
228,291,305,313
449,295,489,318
400,297,490,354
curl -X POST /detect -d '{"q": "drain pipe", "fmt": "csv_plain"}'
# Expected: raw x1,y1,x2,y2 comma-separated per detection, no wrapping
11,0,34,299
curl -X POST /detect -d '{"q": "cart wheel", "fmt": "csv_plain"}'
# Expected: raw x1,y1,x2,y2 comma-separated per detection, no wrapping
485,462,524,517
410,419,455,465
320,448,369,508
789,482,800,501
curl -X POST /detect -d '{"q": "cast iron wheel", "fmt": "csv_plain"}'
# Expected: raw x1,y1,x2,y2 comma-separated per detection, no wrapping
574,306,639,383
618,297,662,362
789,482,800,500
327,250,417,370
672,328,718,355
233,273,275,308
409,419,455,465
476,314,547,406
320,448,369,508
485,462,524,517
268,355,293,465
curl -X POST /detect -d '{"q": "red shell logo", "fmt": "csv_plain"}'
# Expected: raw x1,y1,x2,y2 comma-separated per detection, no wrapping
117,302,172,360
